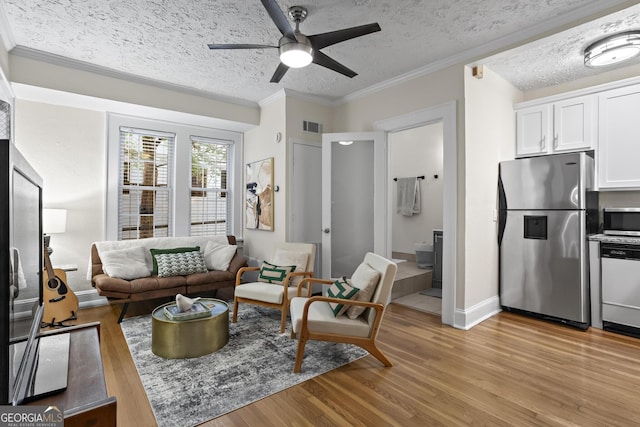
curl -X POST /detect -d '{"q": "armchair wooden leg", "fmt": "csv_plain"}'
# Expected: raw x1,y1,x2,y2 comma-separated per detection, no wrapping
293,337,308,373
362,341,393,367
232,298,239,324
279,309,287,333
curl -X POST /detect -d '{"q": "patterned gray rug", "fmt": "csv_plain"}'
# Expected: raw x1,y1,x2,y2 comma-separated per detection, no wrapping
120,304,368,427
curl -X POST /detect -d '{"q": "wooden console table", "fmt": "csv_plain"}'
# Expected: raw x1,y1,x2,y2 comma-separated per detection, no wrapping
26,322,117,426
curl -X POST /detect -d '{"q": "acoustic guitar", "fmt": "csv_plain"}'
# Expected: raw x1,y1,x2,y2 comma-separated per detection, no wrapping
42,241,79,326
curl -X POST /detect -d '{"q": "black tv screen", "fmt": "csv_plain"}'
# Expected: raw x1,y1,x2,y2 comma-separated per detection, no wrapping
1,140,44,404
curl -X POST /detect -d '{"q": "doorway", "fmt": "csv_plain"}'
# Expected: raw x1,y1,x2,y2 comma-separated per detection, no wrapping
375,101,457,327
388,122,444,316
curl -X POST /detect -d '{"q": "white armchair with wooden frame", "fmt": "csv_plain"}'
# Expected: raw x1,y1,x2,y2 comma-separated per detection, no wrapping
234,242,316,333
289,252,398,373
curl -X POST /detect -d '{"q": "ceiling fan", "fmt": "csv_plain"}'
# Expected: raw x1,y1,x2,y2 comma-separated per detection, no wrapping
207,0,381,83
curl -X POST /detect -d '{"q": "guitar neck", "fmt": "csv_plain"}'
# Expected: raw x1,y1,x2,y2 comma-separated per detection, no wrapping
43,243,56,280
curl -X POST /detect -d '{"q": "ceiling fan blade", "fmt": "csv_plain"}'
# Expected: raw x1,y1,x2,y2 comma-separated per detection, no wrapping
308,23,381,50
270,63,290,83
261,0,296,40
312,51,357,78
208,44,277,49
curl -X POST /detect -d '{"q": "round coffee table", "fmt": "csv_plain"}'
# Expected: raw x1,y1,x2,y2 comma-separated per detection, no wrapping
151,298,229,359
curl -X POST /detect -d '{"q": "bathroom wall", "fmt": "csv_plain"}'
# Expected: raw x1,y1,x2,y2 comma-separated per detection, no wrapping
390,122,444,256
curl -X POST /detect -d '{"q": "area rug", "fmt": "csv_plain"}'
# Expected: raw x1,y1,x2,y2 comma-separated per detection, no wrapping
120,304,368,427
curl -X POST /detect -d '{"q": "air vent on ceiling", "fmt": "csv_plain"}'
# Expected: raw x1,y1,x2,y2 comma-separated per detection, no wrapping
303,120,322,134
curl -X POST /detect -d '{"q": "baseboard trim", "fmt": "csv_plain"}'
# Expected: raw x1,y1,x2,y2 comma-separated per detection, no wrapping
453,295,501,330
12,289,108,317
76,289,109,309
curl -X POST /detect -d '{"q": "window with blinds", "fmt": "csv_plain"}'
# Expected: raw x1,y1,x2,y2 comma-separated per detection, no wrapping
118,127,175,240
190,136,231,236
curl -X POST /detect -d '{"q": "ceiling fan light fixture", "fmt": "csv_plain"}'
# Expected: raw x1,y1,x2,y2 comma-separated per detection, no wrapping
279,36,313,68
584,30,640,68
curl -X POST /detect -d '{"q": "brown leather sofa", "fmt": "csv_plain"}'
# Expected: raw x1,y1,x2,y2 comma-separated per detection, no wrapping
90,235,246,322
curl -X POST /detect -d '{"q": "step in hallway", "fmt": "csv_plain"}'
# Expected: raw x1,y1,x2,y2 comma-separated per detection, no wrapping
391,259,441,316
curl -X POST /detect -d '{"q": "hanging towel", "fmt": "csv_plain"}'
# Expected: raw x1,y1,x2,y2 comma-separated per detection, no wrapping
396,177,421,216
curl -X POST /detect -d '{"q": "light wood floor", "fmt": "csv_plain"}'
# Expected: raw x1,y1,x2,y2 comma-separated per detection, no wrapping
76,301,640,426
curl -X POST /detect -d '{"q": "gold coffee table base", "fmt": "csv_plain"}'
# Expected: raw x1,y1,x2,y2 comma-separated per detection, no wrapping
151,298,229,359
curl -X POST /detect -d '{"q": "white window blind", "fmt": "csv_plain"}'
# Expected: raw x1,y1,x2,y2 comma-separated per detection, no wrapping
190,136,231,236
118,127,175,240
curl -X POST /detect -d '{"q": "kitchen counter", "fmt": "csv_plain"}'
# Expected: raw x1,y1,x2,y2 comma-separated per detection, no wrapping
588,234,640,244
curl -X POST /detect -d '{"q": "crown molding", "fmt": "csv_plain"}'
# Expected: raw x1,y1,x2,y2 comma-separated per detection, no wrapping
11,82,256,133
338,0,633,105
9,46,259,109
258,88,334,108
258,88,286,107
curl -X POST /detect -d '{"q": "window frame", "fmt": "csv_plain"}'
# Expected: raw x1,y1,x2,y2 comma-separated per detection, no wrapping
189,135,232,236
106,113,243,241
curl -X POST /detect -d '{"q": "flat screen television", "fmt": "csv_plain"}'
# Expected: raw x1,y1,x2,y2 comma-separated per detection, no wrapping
0,140,45,404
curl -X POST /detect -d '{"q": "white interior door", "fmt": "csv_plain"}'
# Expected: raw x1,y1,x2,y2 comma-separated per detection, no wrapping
321,132,386,280
288,140,322,278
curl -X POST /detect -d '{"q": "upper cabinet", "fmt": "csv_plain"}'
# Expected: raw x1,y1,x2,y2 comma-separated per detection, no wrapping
598,83,640,189
516,95,595,157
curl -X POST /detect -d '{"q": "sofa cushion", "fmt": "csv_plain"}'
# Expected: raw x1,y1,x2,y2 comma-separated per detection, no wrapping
93,273,187,294
346,262,381,319
185,270,235,286
327,277,359,316
150,248,208,278
203,240,237,271
258,261,296,285
149,247,201,275
100,246,150,280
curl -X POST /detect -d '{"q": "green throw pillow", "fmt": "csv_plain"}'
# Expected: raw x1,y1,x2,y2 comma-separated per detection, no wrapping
152,249,208,278
327,277,359,316
150,246,202,275
258,261,296,285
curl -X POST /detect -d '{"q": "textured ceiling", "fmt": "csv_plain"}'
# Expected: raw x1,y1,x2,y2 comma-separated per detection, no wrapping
484,3,640,90
1,0,638,104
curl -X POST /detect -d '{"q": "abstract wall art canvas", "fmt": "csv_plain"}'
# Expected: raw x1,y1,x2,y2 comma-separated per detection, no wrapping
246,157,274,230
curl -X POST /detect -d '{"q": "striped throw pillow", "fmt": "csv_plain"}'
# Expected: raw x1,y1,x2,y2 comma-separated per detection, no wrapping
327,277,359,316
258,261,296,285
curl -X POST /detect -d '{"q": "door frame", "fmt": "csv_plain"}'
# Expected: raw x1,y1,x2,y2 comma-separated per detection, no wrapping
321,131,386,280
374,101,457,327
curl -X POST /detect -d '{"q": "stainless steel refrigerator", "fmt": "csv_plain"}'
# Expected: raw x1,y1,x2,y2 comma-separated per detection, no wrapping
498,152,598,329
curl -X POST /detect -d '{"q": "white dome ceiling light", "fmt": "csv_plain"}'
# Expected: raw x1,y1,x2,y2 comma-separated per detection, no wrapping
584,30,640,68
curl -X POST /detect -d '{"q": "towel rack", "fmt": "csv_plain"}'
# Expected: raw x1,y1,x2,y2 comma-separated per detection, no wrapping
393,175,426,181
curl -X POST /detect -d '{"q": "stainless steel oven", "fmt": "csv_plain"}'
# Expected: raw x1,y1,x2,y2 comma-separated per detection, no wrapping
603,208,640,236
601,242,640,337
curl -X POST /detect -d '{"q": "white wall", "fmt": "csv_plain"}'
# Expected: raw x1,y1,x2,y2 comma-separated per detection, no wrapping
390,123,443,254
463,65,521,308
242,96,287,262
14,99,106,292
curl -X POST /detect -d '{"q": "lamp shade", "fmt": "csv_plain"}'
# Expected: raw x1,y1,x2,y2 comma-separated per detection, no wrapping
584,31,640,68
279,34,313,68
43,208,67,234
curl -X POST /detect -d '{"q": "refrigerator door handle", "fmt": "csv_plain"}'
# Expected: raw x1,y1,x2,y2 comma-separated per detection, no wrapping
497,176,507,246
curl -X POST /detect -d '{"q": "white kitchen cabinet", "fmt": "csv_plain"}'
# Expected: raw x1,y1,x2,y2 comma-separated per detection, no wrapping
598,83,640,189
516,95,595,157
515,104,551,156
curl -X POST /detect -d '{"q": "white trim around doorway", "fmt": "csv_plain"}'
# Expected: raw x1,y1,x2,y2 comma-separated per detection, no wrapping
373,101,457,328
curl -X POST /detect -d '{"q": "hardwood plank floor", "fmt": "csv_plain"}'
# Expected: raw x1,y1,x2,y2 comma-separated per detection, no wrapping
75,301,640,426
